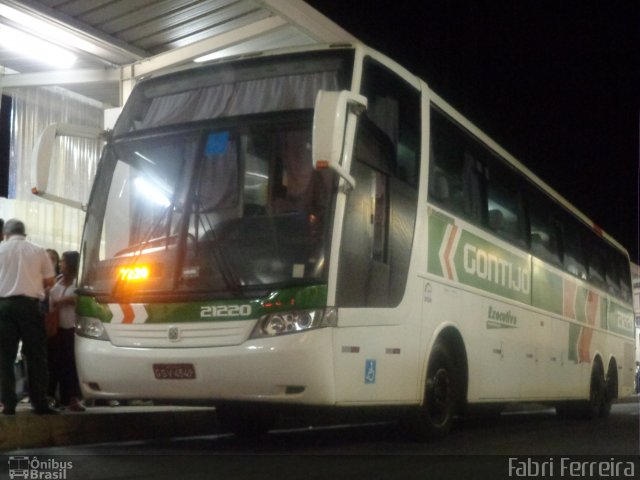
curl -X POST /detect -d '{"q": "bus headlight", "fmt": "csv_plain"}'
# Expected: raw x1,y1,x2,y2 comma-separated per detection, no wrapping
76,316,110,341
251,308,337,338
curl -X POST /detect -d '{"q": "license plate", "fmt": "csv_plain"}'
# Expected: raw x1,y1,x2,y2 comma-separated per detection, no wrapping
153,363,196,380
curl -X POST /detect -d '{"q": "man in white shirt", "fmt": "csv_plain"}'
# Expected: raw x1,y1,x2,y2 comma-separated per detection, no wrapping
0,219,56,414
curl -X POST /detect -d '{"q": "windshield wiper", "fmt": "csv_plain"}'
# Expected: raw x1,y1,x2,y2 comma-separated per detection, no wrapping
110,208,173,300
193,199,243,296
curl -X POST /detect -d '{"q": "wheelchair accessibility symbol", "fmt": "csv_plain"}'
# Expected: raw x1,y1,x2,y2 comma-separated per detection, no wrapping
364,359,376,384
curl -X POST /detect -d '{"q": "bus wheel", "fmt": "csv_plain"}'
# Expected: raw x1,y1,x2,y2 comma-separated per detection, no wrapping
404,342,458,439
600,363,617,419
216,404,276,438
583,361,608,419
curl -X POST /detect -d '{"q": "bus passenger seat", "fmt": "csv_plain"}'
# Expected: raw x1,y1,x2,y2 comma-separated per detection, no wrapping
430,170,450,203
530,232,548,258
488,209,504,232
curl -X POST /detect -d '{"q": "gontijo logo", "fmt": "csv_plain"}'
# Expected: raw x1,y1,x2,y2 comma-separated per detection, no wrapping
8,456,72,479
463,244,530,294
435,219,531,302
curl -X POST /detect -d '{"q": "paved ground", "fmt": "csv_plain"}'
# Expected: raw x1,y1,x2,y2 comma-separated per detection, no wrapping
0,402,218,451
1,395,637,452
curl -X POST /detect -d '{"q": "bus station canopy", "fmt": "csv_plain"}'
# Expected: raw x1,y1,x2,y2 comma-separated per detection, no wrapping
0,0,356,107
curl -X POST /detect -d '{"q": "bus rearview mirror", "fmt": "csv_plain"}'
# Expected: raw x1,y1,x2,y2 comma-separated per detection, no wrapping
312,90,367,190
31,123,104,210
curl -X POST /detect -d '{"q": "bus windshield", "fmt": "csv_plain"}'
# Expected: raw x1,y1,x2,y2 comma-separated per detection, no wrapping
80,51,353,300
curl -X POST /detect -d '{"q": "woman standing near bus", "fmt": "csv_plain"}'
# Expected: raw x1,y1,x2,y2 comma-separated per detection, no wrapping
49,251,84,412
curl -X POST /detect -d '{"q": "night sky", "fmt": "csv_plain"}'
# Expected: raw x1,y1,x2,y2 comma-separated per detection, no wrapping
305,0,639,263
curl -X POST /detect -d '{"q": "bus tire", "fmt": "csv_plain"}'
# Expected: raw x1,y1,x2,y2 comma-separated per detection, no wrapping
403,342,458,439
601,361,618,419
582,361,608,420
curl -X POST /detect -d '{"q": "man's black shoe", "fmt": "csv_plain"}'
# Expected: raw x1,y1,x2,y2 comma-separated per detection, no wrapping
2,407,15,415
33,406,59,415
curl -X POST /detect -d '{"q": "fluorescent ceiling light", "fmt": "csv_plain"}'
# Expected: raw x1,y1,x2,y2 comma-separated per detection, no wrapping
0,4,96,53
0,24,76,68
193,51,223,63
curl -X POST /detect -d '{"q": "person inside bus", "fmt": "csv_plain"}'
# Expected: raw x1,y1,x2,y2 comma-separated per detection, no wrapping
275,130,331,221
462,152,483,222
48,251,85,412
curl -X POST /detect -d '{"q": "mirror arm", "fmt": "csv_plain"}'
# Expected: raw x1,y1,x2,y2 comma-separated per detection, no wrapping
312,90,367,191
31,123,104,210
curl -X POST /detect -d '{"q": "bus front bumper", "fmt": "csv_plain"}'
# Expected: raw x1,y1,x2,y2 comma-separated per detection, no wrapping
75,328,336,405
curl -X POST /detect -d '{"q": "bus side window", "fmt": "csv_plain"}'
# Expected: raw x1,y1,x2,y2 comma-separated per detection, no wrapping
604,252,621,298
361,58,420,187
560,218,588,280
430,106,528,247
484,159,526,247
462,153,484,223
585,237,607,290
429,108,484,223
606,248,632,301
617,255,632,302
527,188,562,266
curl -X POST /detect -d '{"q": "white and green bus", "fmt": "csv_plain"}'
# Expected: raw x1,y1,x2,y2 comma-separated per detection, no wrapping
35,42,634,437
632,263,640,392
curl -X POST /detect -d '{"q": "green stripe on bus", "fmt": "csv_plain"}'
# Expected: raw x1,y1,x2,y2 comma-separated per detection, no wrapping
531,260,563,314
428,213,531,303
76,284,328,323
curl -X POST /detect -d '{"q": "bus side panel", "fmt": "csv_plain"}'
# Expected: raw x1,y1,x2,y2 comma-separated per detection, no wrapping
424,278,555,402
606,297,636,394
332,305,423,405
425,210,531,402
532,259,591,399
535,259,635,399
424,207,633,404
548,317,587,397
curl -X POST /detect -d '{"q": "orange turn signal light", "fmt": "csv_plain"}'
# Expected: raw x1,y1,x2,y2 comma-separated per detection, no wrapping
119,265,150,281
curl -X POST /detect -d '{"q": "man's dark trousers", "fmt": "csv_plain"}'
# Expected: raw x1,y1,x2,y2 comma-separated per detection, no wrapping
0,296,49,411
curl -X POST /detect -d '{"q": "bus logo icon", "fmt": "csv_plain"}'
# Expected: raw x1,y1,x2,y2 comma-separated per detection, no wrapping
8,456,29,479
168,326,181,341
8,456,72,478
